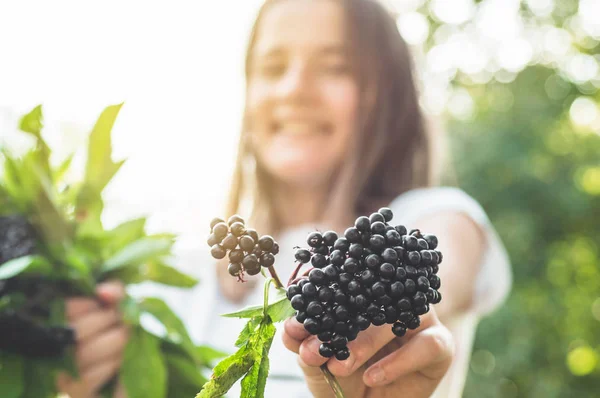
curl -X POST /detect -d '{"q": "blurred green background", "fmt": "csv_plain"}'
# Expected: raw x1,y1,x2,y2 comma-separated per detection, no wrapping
398,0,600,396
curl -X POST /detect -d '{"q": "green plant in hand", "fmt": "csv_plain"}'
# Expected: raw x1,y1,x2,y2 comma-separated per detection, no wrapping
0,104,226,398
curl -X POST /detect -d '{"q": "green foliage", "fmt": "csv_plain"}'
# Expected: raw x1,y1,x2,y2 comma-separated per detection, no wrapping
122,328,167,398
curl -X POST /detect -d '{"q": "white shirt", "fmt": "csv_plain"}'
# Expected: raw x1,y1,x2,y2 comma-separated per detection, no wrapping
130,187,512,398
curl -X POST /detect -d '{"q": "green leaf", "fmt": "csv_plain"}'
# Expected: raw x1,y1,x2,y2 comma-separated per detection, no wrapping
105,217,147,255
138,297,194,349
120,295,142,325
21,358,60,398
164,350,207,398
222,291,294,323
144,260,198,288
53,153,74,183
101,236,174,273
235,317,261,348
0,351,24,398
19,105,44,136
121,326,167,398
241,320,276,398
0,255,52,280
196,346,255,398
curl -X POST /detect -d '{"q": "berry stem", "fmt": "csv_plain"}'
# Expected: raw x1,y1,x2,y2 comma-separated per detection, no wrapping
267,265,284,289
320,364,346,398
287,262,305,286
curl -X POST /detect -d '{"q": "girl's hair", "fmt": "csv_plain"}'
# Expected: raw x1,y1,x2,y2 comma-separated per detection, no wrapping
226,0,442,234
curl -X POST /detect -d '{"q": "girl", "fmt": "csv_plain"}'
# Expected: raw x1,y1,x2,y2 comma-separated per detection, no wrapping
62,0,511,397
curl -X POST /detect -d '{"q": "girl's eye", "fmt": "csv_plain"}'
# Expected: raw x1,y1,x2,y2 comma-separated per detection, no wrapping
256,62,286,78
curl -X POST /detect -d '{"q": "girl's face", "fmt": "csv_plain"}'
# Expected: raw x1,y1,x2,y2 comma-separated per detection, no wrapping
246,0,359,188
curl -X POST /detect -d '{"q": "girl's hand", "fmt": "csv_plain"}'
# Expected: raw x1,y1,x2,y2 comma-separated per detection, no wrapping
282,308,454,398
56,281,129,398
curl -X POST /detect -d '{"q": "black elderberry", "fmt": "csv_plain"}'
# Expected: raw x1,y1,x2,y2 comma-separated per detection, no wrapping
318,286,334,303
425,289,435,303
321,314,335,330
398,311,413,323
405,266,418,279
429,275,441,289
366,303,379,317
435,250,443,264
417,238,429,251
407,316,421,330
210,217,225,230
404,279,417,295
381,248,399,263
343,257,360,273
423,234,438,250
230,222,246,237
395,267,407,281
330,250,345,266
302,283,317,298
365,254,382,270
361,232,372,246
309,269,327,285
260,252,275,267
239,235,255,252
318,331,334,342
287,284,301,300
207,234,220,247
348,243,364,259
392,322,407,337
416,267,428,277
270,242,280,255
369,234,386,252
335,347,350,361
414,304,428,316
333,238,350,253
229,249,244,263
355,216,371,232
344,227,361,243
417,276,430,292
212,222,229,239
354,294,369,310
347,280,362,295
394,224,407,236
338,273,353,287
296,311,308,323
210,244,226,259
379,263,396,279
360,269,376,286
295,249,311,263
431,250,439,265
252,245,263,257
307,232,323,248
377,294,392,306
311,254,328,268
334,289,348,304
319,343,335,358
221,234,238,250
413,291,427,306
369,212,386,223
307,301,324,316
389,281,405,298
291,295,306,310
420,250,433,265
335,305,350,321
408,251,421,266
385,306,398,324
323,231,339,246
228,262,242,276
432,264,439,274
370,221,386,236
404,235,418,251
356,314,370,330
378,207,393,222
371,312,386,326
397,297,412,311
385,230,402,246
371,281,387,297
257,235,274,251
304,317,321,334
330,334,348,350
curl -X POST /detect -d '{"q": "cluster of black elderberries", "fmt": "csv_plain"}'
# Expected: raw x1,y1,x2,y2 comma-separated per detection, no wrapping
207,215,279,280
286,207,443,361
0,215,76,358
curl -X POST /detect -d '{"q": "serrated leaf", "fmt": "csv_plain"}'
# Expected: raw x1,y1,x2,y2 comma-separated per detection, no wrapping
196,346,255,398
164,350,207,397
0,255,52,280
240,320,276,398
101,236,174,273
235,317,261,348
222,291,294,323
0,351,24,398
121,327,167,398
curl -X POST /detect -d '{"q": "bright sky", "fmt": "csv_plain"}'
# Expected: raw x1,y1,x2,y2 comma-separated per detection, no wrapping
0,0,264,244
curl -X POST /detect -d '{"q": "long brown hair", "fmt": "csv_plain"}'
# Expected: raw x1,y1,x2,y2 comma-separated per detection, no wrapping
226,0,440,235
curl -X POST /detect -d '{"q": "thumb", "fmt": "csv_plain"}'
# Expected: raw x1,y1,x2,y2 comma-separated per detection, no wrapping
96,280,126,305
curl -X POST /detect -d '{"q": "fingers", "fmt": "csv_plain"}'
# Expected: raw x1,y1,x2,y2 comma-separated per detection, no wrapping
96,280,126,305
72,308,121,342
58,354,123,396
66,298,101,320
77,326,129,371
363,324,454,387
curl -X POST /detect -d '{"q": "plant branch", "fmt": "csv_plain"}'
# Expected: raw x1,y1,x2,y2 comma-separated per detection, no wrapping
267,265,283,289
320,364,346,398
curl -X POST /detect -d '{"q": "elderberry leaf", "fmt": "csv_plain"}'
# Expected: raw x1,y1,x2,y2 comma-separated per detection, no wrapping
0,255,51,280
196,346,255,398
235,317,261,348
121,327,167,398
101,236,174,273
222,290,294,323
241,320,276,398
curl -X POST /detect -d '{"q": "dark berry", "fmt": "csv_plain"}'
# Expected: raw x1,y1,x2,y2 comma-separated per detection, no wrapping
392,322,407,337
394,246,407,262
242,254,259,269
369,235,386,252
343,257,360,273
239,235,255,252
356,314,370,330
260,252,275,267
311,254,328,268
304,317,321,334
366,303,379,317
408,251,421,265
390,281,405,298
379,263,396,279
432,264,440,274
335,305,350,321
381,248,398,263
417,276,430,292
330,250,345,266
404,235,418,251
370,221,386,236
431,250,440,265
230,222,246,237
318,331,334,342
347,280,362,295
371,282,387,297
344,227,361,243
314,244,329,255
228,215,244,226
252,244,263,257
296,311,307,323
321,315,335,330
229,249,244,263
319,343,335,358
409,229,422,238
395,267,407,281
212,222,229,239
307,232,323,248
287,284,301,300
405,266,418,279
295,249,311,263
354,294,369,310
309,269,326,285
210,244,226,259
378,207,393,222
407,316,421,329
210,217,225,230
323,231,339,247
291,295,306,310
324,265,339,280
360,269,376,286
318,286,334,303
420,250,433,265
348,243,364,259
221,234,238,250
413,291,427,306
397,297,412,311
385,306,398,324
404,279,416,295
245,228,259,242
258,235,275,251
371,312,386,326
429,275,441,290
398,311,413,323
424,234,438,250
333,238,350,253
270,242,280,255
207,233,220,247
385,230,402,246
330,334,348,349
338,273,353,287
334,289,348,304
394,224,407,236
414,304,428,316
302,283,317,298
425,289,435,303
335,347,350,361
245,261,261,275
355,216,371,232
435,250,443,264
369,212,385,223
417,238,429,251
307,301,324,316
228,262,242,276
365,254,382,270
377,294,392,306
